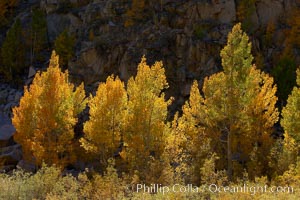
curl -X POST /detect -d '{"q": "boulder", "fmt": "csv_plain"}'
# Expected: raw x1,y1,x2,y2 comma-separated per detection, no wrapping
0,124,15,141
0,165,15,172
69,47,104,84
17,160,36,172
181,82,192,97
14,92,23,103
7,93,15,103
46,13,82,43
0,115,15,141
0,115,18,168
256,0,284,26
4,102,17,115
28,66,36,78
40,0,59,14
47,14,71,42
197,0,236,23
0,89,8,104
214,0,236,24
0,144,22,165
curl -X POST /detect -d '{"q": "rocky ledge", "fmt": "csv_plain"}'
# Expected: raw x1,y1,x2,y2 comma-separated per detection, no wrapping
0,84,23,172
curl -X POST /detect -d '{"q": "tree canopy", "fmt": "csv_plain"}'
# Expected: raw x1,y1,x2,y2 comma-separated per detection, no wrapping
12,51,87,168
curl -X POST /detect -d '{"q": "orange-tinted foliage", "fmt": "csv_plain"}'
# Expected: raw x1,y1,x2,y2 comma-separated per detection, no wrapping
12,51,87,168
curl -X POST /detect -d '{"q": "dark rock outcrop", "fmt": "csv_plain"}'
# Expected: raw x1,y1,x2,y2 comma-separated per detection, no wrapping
0,114,22,172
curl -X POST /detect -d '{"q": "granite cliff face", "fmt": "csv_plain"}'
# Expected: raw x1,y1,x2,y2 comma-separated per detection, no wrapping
0,0,299,127
0,1,297,97
0,0,298,120
38,0,300,104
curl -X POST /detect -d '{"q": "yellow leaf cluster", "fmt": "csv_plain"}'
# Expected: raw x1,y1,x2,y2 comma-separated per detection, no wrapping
12,51,87,168
81,75,127,165
182,24,279,180
124,56,170,174
282,69,300,143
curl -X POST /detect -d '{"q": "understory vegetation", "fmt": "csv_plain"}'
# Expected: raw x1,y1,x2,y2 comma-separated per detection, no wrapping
0,160,299,199
1,23,300,199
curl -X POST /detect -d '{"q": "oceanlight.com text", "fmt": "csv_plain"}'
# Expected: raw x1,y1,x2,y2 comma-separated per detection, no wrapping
135,183,294,196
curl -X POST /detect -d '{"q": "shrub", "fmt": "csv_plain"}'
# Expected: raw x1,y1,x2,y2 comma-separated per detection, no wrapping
0,19,25,81
54,29,75,68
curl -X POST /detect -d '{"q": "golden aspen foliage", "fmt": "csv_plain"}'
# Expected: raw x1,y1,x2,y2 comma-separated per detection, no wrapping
122,56,171,178
269,133,299,176
281,69,300,144
12,51,87,168
90,159,127,199
80,76,127,167
176,81,211,184
159,113,189,185
276,160,300,187
200,153,228,186
193,23,278,180
221,23,253,78
243,67,278,179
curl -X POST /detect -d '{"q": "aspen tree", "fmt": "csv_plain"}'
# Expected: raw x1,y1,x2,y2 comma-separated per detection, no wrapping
81,76,127,167
187,24,279,180
122,56,171,176
12,51,87,168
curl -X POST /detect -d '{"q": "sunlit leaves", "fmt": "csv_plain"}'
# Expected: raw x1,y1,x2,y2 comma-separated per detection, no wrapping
282,69,300,143
123,56,171,175
12,51,87,168
81,76,127,166
187,24,278,179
